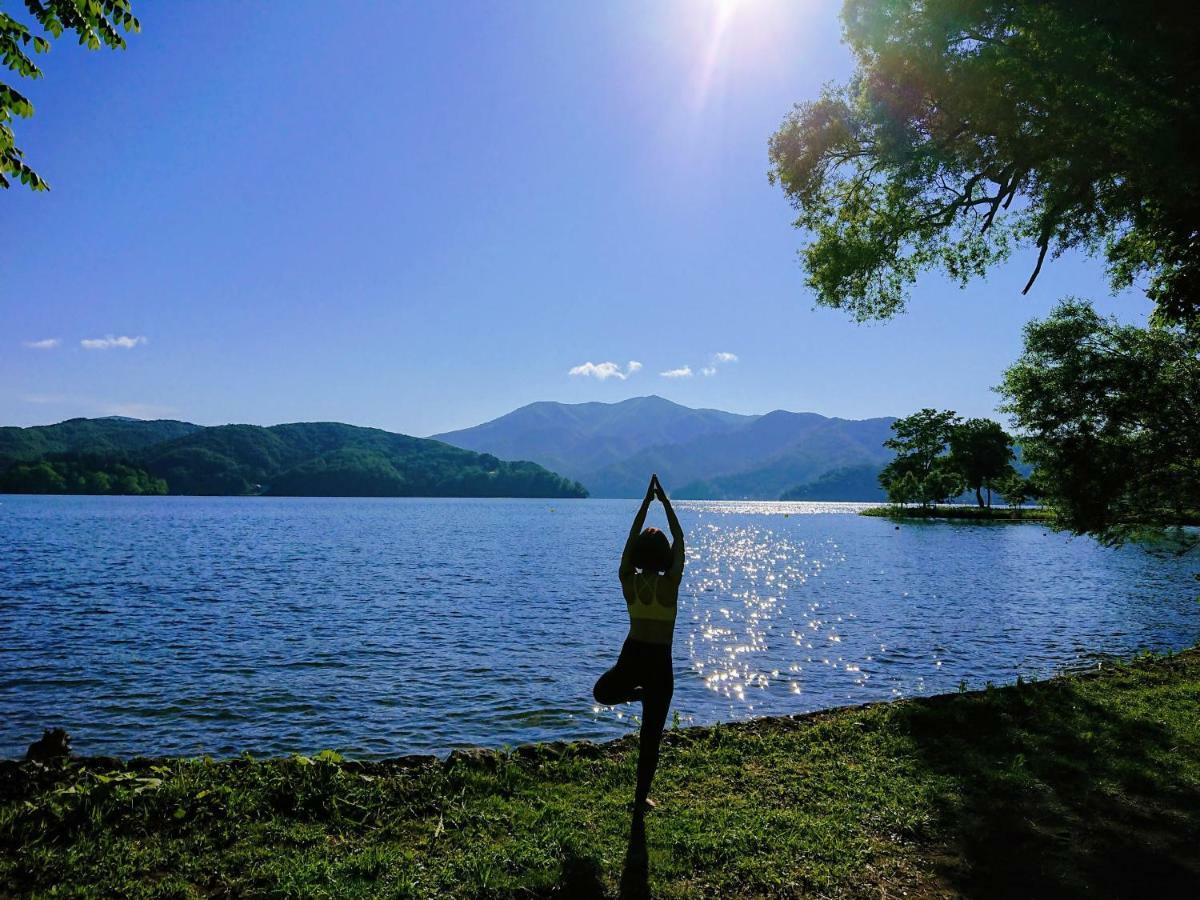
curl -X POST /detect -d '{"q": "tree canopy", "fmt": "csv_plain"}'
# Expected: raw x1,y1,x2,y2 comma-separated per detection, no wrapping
879,409,1020,508
949,417,1015,507
769,0,1200,326
994,469,1036,510
878,408,964,507
2,0,139,191
999,299,1200,538
0,452,166,494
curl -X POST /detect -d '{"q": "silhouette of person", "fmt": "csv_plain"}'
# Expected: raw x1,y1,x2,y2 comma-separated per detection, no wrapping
593,473,685,813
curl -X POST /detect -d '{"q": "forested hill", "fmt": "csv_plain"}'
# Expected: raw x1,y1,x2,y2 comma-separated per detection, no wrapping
0,419,587,498
0,417,201,463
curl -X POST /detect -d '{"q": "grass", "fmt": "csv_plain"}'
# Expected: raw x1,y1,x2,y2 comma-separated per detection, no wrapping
3,650,1199,898
860,504,1055,521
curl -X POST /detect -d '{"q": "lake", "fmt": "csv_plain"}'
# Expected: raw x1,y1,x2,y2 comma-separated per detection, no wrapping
2,495,1197,759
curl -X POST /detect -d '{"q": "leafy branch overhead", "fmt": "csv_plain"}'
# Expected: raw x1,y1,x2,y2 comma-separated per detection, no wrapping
1,0,139,191
769,1,1200,327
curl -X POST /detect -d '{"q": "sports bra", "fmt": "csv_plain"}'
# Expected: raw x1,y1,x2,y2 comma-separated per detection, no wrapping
625,572,677,644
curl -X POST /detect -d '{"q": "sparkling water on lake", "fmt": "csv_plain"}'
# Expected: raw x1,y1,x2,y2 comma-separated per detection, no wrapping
2,495,1197,758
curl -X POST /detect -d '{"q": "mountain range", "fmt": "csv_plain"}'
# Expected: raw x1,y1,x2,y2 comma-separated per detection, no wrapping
433,396,895,500
1,397,899,500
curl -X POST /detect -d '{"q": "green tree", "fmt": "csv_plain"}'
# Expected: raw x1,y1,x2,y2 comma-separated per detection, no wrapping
85,470,111,493
924,458,966,506
998,299,1200,537
2,1,140,190
994,469,1034,510
27,460,65,491
0,454,167,494
879,408,961,507
949,418,1015,507
768,1,1200,327
888,470,920,508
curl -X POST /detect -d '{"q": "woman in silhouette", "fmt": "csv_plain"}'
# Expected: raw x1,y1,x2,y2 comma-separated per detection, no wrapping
593,473,685,812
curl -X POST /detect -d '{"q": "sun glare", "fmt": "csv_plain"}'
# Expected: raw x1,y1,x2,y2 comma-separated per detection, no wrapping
690,0,803,111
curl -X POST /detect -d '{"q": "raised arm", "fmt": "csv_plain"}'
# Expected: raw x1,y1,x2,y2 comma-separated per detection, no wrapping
620,476,656,579
653,475,686,581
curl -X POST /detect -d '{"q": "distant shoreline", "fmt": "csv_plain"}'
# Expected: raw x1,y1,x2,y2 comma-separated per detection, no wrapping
861,504,1200,527
860,505,1053,522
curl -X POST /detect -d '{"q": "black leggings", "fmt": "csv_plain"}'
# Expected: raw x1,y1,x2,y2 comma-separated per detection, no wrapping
593,638,674,803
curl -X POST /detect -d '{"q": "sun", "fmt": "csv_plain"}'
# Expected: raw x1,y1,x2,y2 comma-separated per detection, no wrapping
713,0,746,26
689,0,802,110
693,0,748,109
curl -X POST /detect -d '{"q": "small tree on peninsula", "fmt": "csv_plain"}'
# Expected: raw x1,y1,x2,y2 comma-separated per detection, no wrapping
994,470,1035,511
948,418,1016,507
879,408,963,507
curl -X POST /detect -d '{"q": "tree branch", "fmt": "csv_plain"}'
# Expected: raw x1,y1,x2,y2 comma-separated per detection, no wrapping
1022,239,1049,294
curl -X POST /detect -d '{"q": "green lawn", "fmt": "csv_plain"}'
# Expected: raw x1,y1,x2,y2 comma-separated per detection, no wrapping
3,650,1199,898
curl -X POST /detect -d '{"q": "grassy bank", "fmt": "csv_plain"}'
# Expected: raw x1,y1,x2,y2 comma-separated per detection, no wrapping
3,652,1199,898
861,504,1055,522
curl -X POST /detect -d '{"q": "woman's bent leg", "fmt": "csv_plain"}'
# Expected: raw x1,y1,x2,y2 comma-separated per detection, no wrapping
593,660,638,706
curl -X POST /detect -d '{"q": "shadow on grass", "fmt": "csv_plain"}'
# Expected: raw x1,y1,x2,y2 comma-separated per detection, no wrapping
544,852,606,899
618,811,650,900
524,810,649,899
895,668,1200,897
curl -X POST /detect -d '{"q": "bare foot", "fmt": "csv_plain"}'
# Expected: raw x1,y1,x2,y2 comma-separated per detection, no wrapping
633,796,656,815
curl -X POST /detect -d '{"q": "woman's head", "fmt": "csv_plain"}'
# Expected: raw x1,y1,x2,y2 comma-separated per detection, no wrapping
631,527,672,573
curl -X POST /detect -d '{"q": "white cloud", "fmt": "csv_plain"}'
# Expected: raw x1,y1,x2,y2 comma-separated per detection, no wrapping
81,335,147,350
569,361,619,380
660,366,693,378
698,351,739,377
22,338,60,349
569,360,641,381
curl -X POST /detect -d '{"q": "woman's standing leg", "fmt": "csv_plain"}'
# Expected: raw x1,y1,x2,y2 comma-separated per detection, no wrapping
634,649,674,806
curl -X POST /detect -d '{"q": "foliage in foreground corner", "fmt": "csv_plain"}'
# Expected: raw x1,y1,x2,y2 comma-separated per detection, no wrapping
769,0,1200,328
1,0,140,191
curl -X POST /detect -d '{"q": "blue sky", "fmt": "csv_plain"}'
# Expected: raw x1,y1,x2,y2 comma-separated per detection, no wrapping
2,0,1152,435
